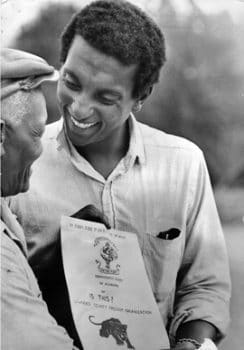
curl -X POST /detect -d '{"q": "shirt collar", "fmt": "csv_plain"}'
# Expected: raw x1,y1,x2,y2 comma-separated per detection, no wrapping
127,113,146,166
1,197,27,257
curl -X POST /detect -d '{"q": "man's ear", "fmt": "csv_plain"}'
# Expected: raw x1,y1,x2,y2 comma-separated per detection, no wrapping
132,86,153,113
0,120,6,156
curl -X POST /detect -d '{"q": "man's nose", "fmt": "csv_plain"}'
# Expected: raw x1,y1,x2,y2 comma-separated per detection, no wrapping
71,94,94,120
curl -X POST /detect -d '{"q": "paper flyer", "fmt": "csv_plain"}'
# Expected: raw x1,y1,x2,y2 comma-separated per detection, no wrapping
61,216,170,350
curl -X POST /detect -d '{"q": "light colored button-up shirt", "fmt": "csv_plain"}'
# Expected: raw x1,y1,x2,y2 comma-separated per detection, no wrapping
1,198,77,350
9,115,231,343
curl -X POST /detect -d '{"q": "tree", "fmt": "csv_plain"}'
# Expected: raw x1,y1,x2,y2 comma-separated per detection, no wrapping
138,0,244,186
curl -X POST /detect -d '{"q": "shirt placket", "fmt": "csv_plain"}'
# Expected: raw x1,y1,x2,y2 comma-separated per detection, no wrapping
101,180,116,228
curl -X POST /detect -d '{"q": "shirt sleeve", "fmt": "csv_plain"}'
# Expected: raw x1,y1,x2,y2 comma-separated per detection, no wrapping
168,151,231,342
1,233,78,350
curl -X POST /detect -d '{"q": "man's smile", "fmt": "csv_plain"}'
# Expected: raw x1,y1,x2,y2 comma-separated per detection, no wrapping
70,115,99,129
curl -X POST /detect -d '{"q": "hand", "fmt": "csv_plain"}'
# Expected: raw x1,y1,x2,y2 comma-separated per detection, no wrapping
71,204,111,229
1,48,54,78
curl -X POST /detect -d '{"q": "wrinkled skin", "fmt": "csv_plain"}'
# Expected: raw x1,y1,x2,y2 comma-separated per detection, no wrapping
1,91,47,196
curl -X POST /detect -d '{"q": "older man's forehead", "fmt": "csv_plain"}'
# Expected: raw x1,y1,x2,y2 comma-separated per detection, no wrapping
2,88,47,127
28,90,48,124
1,89,29,124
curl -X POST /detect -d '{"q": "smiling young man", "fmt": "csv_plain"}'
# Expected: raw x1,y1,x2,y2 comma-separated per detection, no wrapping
9,1,231,349
58,35,139,178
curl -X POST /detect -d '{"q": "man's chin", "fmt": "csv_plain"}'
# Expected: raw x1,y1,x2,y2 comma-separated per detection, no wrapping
12,179,30,196
19,181,30,194
2,185,29,197
18,169,32,194
1,169,31,196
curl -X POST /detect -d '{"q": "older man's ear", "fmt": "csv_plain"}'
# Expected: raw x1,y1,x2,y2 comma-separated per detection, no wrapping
0,120,6,156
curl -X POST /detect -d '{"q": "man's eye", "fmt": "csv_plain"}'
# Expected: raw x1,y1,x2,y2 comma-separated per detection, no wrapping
32,130,44,138
62,76,80,90
99,96,117,106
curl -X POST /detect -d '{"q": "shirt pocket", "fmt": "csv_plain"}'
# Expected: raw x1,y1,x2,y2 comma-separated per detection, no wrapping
140,232,183,303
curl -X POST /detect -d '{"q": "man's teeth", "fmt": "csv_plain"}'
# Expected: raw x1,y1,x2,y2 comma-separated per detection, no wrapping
71,116,97,129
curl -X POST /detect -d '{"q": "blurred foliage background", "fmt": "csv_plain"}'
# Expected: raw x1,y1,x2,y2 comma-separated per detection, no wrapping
5,0,244,223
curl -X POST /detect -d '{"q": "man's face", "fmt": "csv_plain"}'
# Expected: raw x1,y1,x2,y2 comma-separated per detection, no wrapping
57,35,139,150
1,92,47,196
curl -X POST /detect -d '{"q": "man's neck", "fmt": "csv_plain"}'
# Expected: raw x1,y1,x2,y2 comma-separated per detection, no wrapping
74,121,130,179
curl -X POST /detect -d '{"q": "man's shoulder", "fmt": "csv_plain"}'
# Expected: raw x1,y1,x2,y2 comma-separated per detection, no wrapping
138,121,203,158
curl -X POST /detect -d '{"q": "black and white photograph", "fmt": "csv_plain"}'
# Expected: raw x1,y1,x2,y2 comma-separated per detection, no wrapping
1,0,244,349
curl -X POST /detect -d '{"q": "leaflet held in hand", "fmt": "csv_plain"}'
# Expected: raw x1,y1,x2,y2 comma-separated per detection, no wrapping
61,216,170,350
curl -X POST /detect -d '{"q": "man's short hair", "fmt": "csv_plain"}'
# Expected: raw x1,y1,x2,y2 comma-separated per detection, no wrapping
60,0,166,99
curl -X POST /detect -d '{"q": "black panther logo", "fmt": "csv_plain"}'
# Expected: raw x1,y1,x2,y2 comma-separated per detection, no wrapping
89,315,135,349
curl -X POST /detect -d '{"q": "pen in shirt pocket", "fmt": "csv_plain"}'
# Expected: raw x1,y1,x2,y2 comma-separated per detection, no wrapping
157,228,181,240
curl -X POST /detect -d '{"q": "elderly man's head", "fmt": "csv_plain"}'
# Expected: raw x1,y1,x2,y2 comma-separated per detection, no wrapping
1,88,47,196
1,48,58,197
